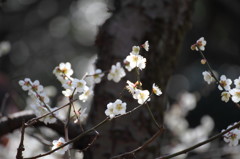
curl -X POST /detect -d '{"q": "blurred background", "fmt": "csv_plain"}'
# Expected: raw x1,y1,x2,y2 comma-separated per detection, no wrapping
0,0,240,158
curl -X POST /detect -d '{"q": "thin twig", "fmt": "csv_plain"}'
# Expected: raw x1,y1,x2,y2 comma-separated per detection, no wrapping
26,99,78,126
156,121,240,159
23,118,110,159
16,122,26,159
81,130,99,151
24,97,152,159
111,127,164,159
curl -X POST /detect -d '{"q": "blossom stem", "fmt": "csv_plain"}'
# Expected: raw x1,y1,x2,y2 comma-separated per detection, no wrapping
23,117,110,159
111,127,164,159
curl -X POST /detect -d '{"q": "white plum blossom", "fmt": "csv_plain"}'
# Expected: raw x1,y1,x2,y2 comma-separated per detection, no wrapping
221,91,231,103
107,62,126,83
53,62,73,83
72,78,88,93
234,76,240,89
92,69,104,83
58,62,73,77
202,71,215,84
222,126,240,146
105,99,127,118
62,89,74,97
131,46,140,55
191,37,207,51
218,75,232,91
105,102,115,119
52,137,69,154
152,83,162,96
141,40,149,51
113,99,127,115
134,89,150,104
19,78,32,91
79,87,93,102
126,80,137,95
62,79,74,90
124,54,146,71
31,80,44,93
229,88,240,103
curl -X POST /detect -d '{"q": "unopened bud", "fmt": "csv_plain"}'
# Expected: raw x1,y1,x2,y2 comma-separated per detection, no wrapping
201,59,207,65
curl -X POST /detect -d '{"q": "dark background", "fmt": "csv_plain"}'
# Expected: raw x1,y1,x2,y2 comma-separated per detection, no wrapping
0,0,240,158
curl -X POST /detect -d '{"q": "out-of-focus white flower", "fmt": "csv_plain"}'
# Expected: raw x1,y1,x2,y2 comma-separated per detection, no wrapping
221,91,231,103
52,137,69,154
152,83,162,96
113,99,126,115
72,79,88,93
32,104,57,124
79,108,88,124
202,71,215,84
92,69,104,84
0,41,11,57
179,92,197,112
234,77,240,89
131,46,140,55
105,102,115,119
107,62,126,83
79,87,93,102
141,41,149,51
191,37,207,51
222,126,240,146
218,75,232,91
124,54,146,71
134,89,150,104
229,88,240,103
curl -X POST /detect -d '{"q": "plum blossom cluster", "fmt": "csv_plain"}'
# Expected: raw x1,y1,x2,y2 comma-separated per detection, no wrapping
19,78,57,124
123,41,149,72
106,41,149,83
126,81,162,104
222,123,240,146
202,73,240,103
105,99,127,118
53,62,96,102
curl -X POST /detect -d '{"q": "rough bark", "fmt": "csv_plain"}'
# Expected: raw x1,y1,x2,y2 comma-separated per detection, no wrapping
89,0,194,158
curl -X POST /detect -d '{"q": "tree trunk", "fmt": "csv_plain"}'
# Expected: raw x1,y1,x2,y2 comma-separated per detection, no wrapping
89,0,194,158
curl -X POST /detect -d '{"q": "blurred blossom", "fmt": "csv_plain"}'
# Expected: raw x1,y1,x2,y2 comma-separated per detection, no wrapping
178,92,197,112
0,41,11,57
70,0,111,46
44,86,57,97
168,144,187,159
